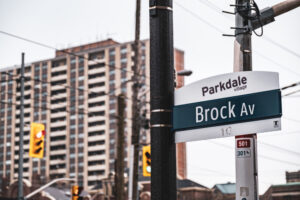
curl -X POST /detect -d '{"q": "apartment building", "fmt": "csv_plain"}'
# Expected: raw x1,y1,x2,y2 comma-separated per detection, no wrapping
0,39,186,190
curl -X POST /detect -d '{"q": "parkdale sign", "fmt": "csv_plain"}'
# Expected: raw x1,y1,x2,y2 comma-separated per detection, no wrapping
173,71,282,143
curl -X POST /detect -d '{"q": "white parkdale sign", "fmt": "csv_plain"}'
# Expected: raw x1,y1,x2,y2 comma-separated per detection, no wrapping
173,71,282,143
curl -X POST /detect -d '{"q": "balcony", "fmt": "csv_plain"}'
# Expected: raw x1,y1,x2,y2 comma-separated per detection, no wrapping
88,115,106,123
87,154,106,161
51,73,67,82
49,130,66,137
50,149,67,155
51,111,67,119
51,120,67,127
51,65,67,72
87,124,106,133
88,58,106,66
88,76,106,84
88,165,106,171
88,67,106,76
88,135,106,142
88,145,106,152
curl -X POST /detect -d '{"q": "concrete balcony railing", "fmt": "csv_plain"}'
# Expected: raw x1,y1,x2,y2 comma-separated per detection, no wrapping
87,154,106,161
50,130,67,137
87,135,106,142
51,65,67,72
51,73,67,82
88,145,106,152
87,165,106,171
88,76,106,84
51,84,66,91
51,111,67,119
88,67,106,76
88,58,106,66
87,125,106,133
50,149,67,155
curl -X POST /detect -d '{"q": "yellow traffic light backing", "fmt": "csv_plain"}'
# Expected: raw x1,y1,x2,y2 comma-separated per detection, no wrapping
142,145,151,177
29,122,45,158
72,185,83,200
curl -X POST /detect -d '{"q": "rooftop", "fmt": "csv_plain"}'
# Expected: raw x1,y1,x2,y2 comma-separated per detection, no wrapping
214,182,236,194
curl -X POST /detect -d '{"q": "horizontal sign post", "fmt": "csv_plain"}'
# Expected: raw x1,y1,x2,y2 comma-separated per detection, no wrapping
174,71,282,143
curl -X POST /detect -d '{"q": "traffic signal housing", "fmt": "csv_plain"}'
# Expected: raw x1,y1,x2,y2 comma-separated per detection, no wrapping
72,185,83,200
142,145,151,177
29,122,45,158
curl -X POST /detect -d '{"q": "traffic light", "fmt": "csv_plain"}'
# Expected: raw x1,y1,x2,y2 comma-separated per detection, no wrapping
72,185,83,200
29,122,45,158
142,145,151,177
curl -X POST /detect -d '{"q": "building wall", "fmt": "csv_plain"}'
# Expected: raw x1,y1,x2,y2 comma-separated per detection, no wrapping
0,39,185,191
174,49,187,179
286,171,300,183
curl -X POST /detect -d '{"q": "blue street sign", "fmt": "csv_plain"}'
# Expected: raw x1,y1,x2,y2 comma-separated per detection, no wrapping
173,89,282,132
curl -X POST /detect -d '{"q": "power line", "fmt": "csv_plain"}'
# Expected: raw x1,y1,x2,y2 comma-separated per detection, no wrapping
281,81,300,90
254,51,300,77
208,141,300,167
283,89,300,97
196,0,300,60
259,129,300,137
0,30,150,80
283,116,300,124
258,141,300,157
174,1,300,77
1,71,150,104
174,2,224,33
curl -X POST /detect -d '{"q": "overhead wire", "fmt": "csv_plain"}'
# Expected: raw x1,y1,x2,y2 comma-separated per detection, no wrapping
0,30,150,80
176,0,300,76
258,141,300,157
196,0,300,60
208,141,300,167
0,64,150,104
259,129,300,137
282,89,300,97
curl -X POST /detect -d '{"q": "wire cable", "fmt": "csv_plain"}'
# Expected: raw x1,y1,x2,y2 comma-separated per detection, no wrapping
175,1,300,77
197,0,300,59
208,141,300,167
0,30,150,80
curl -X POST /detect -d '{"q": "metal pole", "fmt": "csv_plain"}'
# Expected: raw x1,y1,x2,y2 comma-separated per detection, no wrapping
128,145,134,200
132,0,141,199
149,0,177,199
18,52,25,200
272,0,300,16
233,1,258,200
115,94,125,200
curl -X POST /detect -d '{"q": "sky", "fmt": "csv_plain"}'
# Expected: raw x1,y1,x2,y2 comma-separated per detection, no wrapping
0,0,300,195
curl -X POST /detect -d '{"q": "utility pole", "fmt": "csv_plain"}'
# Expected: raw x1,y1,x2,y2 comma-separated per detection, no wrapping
115,94,125,200
233,0,258,199
18,52,25,200
131,0,141,199
149,0,177,199
232,1,300,200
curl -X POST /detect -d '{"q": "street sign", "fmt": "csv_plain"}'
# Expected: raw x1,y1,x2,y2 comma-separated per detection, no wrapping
235,135,258,200
173,71,282,143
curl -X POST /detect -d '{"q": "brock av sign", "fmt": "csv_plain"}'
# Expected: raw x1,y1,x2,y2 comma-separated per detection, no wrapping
173,71,282,143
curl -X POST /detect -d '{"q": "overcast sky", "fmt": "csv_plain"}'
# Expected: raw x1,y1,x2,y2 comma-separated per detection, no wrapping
0,0,299,194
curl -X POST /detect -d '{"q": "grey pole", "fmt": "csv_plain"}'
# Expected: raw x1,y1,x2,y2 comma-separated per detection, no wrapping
233,1,258,200
18,52,25,200
132,1,141,199
149,0,177,199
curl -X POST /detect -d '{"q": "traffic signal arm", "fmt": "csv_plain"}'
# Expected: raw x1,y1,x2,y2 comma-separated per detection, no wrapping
251,0,300,30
